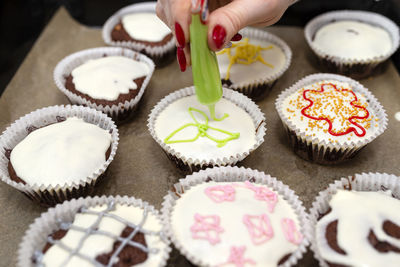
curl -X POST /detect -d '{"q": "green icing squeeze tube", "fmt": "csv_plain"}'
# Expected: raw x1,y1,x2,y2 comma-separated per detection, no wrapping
190,11,228,121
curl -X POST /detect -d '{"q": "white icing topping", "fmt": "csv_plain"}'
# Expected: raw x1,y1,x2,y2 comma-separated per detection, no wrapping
71,56,149,101
313,20,392,60
154,95,256,161
42,203,167,267
316,190,400,266
217,38,286,84
10,117,111,187
171,182,302,266
121,13,171,42
281,80,380,145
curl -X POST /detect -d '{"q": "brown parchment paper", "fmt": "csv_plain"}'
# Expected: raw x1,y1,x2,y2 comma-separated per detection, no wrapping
1,7,400,267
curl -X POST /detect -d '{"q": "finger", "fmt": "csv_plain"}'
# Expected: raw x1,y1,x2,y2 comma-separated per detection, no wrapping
168,0,192,47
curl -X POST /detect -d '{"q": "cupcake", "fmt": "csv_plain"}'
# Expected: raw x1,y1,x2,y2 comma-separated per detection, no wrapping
275,73,387,164
18,195,171,267
102,2,175,67
305,10,400,79
217,27,292,100
308,173,400,267
0,105,119,206
161,166,309,266
147,86,266,173
54,47,155,123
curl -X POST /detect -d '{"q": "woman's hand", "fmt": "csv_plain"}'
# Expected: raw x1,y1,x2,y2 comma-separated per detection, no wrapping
156,0,292,71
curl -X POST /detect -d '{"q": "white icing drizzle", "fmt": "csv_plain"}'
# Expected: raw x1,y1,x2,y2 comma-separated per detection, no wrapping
313,20,392,60
10,117,111,187
71,56,149,101
121,13,171,42
171,182,301,266
37,202,167,267
316,190,400,266
154,95,256,161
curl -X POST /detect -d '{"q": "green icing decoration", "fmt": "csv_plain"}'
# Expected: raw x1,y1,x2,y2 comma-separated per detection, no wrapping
164,107,240,148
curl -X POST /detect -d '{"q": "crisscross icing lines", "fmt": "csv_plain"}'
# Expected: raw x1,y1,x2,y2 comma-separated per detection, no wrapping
243,214,274,245
301,83,369,137
190,213,224,245
205,184,236,203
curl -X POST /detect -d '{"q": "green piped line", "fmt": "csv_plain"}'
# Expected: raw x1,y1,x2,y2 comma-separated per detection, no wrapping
164,107,240,148
208,104,229,121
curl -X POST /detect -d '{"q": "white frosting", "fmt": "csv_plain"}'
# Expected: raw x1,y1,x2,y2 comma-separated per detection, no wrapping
42,203,167,267
154,95,256,161
316,190,400,266
121,13,171,42
71,56,150,101
217,38,286,84
313,20,392,60
281,80,380,145
10,117,111,187
171,182,302,266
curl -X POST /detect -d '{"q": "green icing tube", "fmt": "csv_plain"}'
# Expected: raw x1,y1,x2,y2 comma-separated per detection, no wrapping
190,13,228,121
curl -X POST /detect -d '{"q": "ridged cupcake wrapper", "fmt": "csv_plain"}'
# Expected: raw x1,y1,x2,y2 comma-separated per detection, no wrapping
223,27,292,100
147,86,266,173
307,172,400,267
18,195,171,267
160,166,309,267
54,47,155,123
102,2,176,66
275,73,388,164
0,105,119,206
304,10,400,79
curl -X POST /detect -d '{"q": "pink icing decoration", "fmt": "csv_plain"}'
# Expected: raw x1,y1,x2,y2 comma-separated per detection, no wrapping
205,184,236,203
190,213,224,245
221,246,256,267
243,214,274,245
281,218,303,245
243,181,278,212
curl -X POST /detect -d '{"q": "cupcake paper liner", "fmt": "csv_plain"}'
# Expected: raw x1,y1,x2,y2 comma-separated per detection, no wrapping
305,10,400,79
147,86,266,173
161,166,309,267
0,105,119,206
18,195,171,267
54,47,155,123
102,2,176,67
223,27,292,100
307,172,400,267
275,73,388,164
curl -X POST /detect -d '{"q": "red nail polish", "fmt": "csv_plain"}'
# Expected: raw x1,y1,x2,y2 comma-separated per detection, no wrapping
175,22,185,47
231,33,242,42
177,47,186,72
212,25,226,49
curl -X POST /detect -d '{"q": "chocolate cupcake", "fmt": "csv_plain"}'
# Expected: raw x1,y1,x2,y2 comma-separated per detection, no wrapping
54,47,154,123
305,10,400,79
161,166,309,266
102,2,175,67
18,195,171,267
0,105,119,206
308,173,400,267
275,73,387,164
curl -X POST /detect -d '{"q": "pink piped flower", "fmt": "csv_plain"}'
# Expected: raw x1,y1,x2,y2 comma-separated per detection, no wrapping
281,218,303,245
244,181,278,212
221,246,256,267
205,184,236,203
190,213,224,245
243,214,274,245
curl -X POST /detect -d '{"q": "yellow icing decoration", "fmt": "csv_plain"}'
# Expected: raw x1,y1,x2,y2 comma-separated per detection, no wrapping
217,38,274,80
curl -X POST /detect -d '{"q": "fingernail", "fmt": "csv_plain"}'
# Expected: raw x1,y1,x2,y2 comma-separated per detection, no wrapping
231,33,242,42
177,47,186,72
175,22,185,47
212,24,226,49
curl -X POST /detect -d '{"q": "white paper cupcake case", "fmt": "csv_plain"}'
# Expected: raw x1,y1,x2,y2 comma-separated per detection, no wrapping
307,172,400,267
161,166,309,267
102,2,176,66
54,47,155,123
222,27,292,100
0,105,119,206
18,195,171,267
275,73,388,164
147,86,266,173
305,10,400,78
